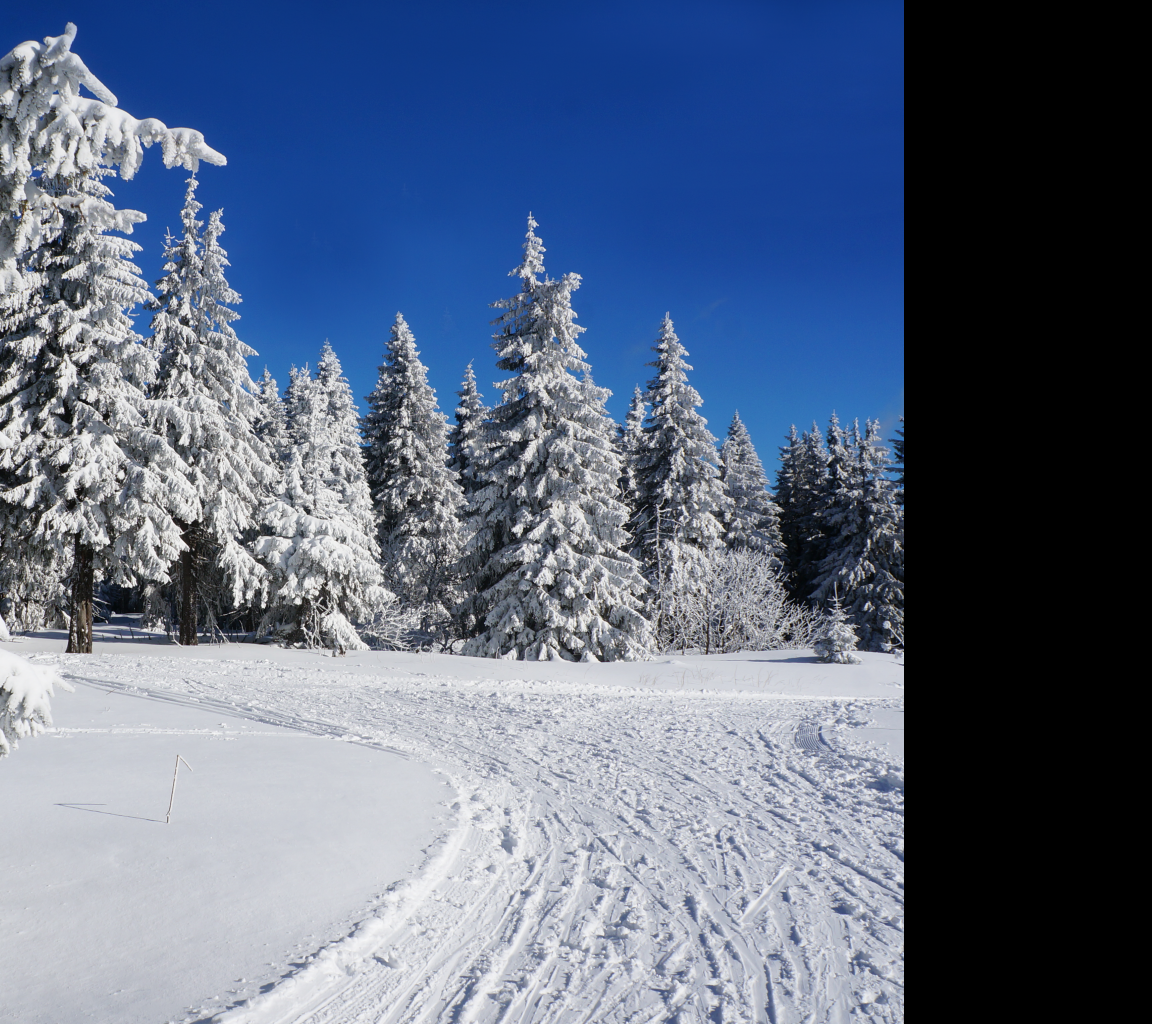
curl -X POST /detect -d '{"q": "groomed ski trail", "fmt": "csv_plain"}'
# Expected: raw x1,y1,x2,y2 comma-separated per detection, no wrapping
42,654,904,1023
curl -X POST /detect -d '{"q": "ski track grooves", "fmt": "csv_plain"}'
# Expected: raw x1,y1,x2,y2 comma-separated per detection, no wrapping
52,657,904,1024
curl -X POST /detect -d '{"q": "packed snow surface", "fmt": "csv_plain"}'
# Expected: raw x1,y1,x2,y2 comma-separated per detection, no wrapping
2,631,904,1023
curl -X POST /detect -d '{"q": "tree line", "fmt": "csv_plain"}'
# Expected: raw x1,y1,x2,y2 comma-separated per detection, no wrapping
0,25,903,660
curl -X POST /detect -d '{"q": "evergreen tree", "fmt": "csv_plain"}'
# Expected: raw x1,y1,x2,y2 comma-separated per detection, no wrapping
256,355,387,651
463,215,649,661
0,171,194,653
254,367,289,469
813,591,862,664
616,385,646,513
810,419,902,651
148,180,277,643
890,414,904,505
631,315,730,592
0,25,223,653
447,361,489,503
720,411,783,563
314,341,376,539
362,313,465,628
775,422,829,602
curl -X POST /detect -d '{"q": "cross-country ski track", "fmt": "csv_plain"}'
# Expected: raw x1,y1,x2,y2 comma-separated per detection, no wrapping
4,645,904,1023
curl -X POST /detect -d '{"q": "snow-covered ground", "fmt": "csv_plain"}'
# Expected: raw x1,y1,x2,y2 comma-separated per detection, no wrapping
2,626,904,1023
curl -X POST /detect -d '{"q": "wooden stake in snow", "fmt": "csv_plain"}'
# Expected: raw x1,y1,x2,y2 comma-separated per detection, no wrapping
165,755,193,824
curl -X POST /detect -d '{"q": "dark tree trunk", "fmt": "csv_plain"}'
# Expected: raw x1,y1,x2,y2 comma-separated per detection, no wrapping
178,520,198,646
66,535,94,654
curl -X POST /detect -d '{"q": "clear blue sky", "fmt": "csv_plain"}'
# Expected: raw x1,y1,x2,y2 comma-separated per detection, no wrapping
3,1,903,468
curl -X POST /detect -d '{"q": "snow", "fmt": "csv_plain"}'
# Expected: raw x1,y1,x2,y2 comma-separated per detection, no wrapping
0,658,447,1024
2,626,904,1022
0,648,71,756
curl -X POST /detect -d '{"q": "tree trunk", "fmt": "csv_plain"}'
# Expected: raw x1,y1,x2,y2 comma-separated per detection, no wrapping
178,521,198,646
66,535,94,654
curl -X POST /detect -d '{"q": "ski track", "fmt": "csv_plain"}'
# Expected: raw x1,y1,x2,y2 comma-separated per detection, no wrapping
39,654,904,1023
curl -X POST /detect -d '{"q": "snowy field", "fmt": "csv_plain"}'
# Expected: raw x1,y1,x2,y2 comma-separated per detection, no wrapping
2,628,904,1023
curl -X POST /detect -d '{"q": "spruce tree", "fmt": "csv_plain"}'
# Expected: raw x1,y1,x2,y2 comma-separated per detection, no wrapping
810,419,903,651
256,352,386,651
362,313,464,628
254,368,289,470
448,361,489,503
314,342,376,539
813,590,862,664
616,385,646,514
775,422,830,603
631,315,730,596
463,216,649,661
148,180,277,643
0,171,193,653
891,414,904,506
720,411,783,564
0,23,223,653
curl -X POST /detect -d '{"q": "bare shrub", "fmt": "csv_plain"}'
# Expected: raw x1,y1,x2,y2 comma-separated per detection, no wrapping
656,549,824,654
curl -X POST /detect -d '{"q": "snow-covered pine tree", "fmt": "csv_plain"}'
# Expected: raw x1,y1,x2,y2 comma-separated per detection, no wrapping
448,361,489,503
314,341,377,540
0,170,197,654
463,215,649,661
775,422,830,603
254,368,289,469
362,313,464,630
616,385,646,513
148,180,278,644
891,414,904,506
810,419,903,651
256,355,388,651
0,24,224,653
631,314,730,633
813,590,862,664
720,411,783,564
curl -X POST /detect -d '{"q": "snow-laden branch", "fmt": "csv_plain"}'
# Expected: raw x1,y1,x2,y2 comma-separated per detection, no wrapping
1,23,225,269
1,650,74,757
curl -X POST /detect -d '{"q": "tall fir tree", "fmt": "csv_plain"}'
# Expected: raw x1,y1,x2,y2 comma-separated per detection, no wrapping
775,422,830,602
810,419,903,651
463,215,649,661
0,24,223,652
0,171,194,653
362,313,465,627
890,414,904,506
631,315,730,591
447,361,489,503
254,367,289,470
719,411,783,564
256,350,386,651
314,341,376,539
616,384,646,513
148,179,278,643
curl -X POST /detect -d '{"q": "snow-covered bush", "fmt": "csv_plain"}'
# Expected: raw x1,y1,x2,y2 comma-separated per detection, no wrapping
656,548,824,654
813,594,862,664
357,594,422,652
1,650,73,757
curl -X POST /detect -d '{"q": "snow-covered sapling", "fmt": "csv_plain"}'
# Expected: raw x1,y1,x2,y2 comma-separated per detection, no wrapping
813,592,862,665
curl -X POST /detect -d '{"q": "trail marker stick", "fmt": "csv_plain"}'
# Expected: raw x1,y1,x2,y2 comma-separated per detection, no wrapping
165,755,193,824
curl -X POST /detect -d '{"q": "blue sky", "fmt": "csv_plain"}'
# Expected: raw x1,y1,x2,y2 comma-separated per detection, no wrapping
3,1,903,469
